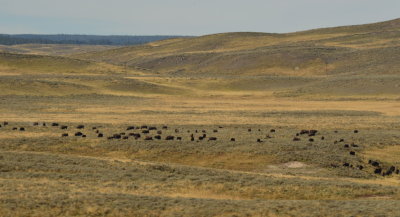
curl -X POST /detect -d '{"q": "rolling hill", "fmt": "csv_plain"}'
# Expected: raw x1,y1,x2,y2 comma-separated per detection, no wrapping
73,18,400,76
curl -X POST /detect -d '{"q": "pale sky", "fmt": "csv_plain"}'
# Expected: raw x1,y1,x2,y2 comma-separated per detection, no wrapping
0,0,399,35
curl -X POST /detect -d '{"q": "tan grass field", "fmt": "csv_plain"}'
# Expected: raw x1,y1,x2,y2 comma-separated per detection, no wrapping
1,19,400,216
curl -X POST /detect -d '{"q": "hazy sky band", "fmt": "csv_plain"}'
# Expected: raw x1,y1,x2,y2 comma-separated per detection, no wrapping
1,0,399,35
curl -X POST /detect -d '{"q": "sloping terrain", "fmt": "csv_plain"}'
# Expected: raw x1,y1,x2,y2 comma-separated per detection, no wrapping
74,19,400,76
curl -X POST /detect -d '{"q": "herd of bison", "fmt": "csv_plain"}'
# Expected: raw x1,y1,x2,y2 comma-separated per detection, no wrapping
0,121,398,177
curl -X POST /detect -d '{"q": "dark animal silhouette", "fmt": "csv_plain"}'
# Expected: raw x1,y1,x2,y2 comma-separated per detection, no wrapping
60,126,68,130
126,126,135,130
61,133,68,137
157,130,162,134
149,127,157,130
19,127,25,131
354,130,359,133
144,136,153,140
77,125,84,129
293,137,300,141
208,137,217,141
142,130,150,134
350,151,356,155
155,135,161,140
270,129,276,133
230,138,235,141
98,133,103,138
141,125,148,129
52,123,59,127
166,136,174,140
75,132,83,136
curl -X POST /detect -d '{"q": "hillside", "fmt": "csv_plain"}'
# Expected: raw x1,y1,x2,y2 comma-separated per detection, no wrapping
74,18,400,76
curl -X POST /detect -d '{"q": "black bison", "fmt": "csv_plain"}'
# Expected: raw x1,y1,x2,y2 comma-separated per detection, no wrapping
175,129,179,133
270,129,276,133
300,130,309,135
3,122,8,126
248,129,251,132
321,136,325,140
374,168,382,174
354,130,359,133
149,127,157,131
213,129,218,133
75,132,83,137
351,143,359,148
52,123,59,127
357,165,364,170
123,136,129,140
339,139,344,142
343,163,350,167
19,127,25,131
113,134,122,139
257,139,262,143
350,151,356,156
157,130,162,135
230,138,235,142
344,144,349,148
60,126,68,130
369,160,380,167
308,138,314,142
177,137,182,140
154,135,161,140
293,137,300,141
144,136,153,141
77,125,84,129
166,136,174,140
126,126,135,130
61,133,68,137
141,125,148,129
162,126,168,129
208,137,217,141
12,127,17,130
142,130,150,134
98,133,103,138
33,122,39,126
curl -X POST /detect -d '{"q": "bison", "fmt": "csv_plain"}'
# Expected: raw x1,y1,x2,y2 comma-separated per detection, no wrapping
75,132,83,137
230,138,236,142
77,125,85,129
144,136,153,140
98,133,104,138
61,133,68,137
166,136,174,140
208,137,217,141
51,123,59,127
60,126,68,130
126,126,135,130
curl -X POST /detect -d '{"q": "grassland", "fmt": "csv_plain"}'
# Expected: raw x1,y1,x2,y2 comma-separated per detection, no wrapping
1,19,400,216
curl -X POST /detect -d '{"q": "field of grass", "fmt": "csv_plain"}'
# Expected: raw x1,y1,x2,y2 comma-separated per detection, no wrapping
1,19,400,216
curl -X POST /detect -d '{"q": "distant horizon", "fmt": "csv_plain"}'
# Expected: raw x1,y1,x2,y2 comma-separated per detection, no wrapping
1,17,399,37
1,0,400,35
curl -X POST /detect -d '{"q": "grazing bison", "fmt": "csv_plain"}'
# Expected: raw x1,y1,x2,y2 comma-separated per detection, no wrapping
19,127,25,131
350,151,356,156
82,135,87,138
149,127,157,131
75,132,83,137
166,136,174,140
300,130,309,135
52,123,59,127
123,136,129,140
162,126,168,129
374,168,382,174
42,123,46,126
154,135,161,140
343,163,350,167
213,129,218,133
270,129,276,133
190,137,195,141
12,127,17,130
157,130,162,135
3,122,8,126
98,133,104,138
230,138,235,142
77,125,84,129
369,160,380,167
389,166,396,172
248,129,251,132
61,133,68,137
60,126,68,130
126,126,135,130
308,138,314,142
177,137,182,140
113,134,122,139
141,125,148,129
351,143,359,148
257,139,262,143
144,136,153,140
354,130,359,133
95,130,99,133
339,139,344,142
142,130,150,134
33,122,39,126
293,137,300,141
175,129,179,133
208,137,217,141
321,136,325,140
357,165,364,170
344,144,349,148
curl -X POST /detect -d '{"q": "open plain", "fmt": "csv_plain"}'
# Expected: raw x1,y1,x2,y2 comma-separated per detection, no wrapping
1,19,400,216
